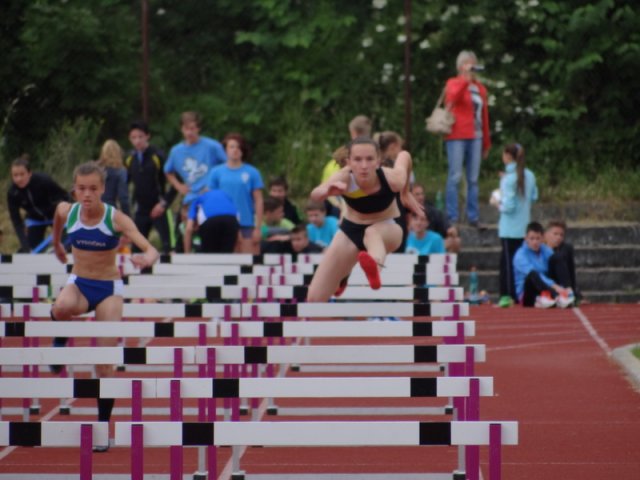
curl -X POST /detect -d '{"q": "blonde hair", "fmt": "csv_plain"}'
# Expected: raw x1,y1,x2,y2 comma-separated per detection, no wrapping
98,139,124,169
348,115,372,137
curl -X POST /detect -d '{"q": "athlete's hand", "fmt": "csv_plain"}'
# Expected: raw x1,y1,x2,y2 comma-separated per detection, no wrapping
54,242,67,264
326,181,347,197
130,247,159,269
401,190,425,218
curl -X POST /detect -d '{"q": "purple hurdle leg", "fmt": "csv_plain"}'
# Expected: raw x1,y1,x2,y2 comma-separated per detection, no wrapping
223,306,231,413
131,380,143,480
465,378,480,480
490,423,502,480
22,305,31,419
80,424,93,480
170,379,183,480
131,424,143,480
250,305,260,410
465,345,475,377
231,323,240,422
198,324,207,422
207,347,218,478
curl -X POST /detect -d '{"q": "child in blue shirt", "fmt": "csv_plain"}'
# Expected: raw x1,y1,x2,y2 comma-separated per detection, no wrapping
305,200,339,249
405,212,445,255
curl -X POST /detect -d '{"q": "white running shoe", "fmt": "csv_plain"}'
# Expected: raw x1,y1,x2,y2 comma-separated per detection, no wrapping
534,291,556,309
556,291,576,309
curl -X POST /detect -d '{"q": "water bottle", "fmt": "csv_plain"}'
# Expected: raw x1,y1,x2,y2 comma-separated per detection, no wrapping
435,190,444,211
469,266,479,304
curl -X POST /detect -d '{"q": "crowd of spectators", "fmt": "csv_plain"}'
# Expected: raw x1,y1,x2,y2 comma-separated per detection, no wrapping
7,65,580,307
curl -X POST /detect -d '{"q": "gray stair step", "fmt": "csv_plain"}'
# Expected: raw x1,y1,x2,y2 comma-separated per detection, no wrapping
457,245,640,270
457,223,640,248
477,202,640,224
458,268,640,297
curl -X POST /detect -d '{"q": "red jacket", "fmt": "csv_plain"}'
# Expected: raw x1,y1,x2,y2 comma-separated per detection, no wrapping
444,76,491,153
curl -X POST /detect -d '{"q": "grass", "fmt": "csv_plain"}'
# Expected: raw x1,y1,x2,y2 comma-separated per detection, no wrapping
633,346,640,362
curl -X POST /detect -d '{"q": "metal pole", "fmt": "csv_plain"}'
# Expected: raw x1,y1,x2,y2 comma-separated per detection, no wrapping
403,0,412,149
141,0,150,123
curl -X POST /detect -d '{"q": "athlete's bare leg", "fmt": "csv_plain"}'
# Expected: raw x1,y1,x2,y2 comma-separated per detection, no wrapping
307,231,359,302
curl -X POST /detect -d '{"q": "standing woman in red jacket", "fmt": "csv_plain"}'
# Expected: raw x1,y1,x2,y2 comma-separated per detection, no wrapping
444,50,491,229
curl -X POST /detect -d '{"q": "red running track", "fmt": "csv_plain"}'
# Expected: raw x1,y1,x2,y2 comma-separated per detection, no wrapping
0,304,639,479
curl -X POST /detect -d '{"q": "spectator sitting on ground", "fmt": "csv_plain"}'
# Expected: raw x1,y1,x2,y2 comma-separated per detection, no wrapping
260,223,324,255
261,196,294,241
513,221,575,308
268,176,301,225
290,224,323,254
544,219,581,301
405,212,446,255
412,183,460,253
305,200,339,249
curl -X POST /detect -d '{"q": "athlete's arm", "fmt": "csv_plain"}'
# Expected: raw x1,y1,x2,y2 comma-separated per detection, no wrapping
310,167,350,202
114,210,159,268
52,202,72,264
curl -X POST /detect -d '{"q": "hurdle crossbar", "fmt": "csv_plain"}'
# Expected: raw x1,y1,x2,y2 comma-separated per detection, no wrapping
3,285,465,302
0,376,493,399
0,320,475,339
0,344,486,366
11,302,469,319
114,420,517,447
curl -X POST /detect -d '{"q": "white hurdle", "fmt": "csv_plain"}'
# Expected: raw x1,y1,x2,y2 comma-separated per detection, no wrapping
0,376,494,399
0,344,486,366
0,320,475,339
11,301,469,319
0,421,108,480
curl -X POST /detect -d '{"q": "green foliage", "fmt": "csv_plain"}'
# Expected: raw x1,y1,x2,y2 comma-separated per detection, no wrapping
38,117,103,190
0,0,639,200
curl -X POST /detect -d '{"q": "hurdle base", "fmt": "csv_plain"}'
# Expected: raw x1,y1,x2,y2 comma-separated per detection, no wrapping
116,364,126,372
239,406,250,416
193,472,208,480
29,405,41,415
59,406,71,415
290,364,300,372
453,470,466,480
266,406,279,415
231,471,246,480
445,405,454,415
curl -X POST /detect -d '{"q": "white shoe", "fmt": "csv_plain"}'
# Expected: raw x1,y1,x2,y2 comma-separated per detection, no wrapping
534,293,556,309
556,291,575,309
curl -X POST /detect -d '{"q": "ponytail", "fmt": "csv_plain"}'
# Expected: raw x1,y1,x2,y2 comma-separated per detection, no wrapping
504,143,526,196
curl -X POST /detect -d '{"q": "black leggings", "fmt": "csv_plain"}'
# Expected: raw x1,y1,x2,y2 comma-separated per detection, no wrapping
499,238,522,301
198,215,239,253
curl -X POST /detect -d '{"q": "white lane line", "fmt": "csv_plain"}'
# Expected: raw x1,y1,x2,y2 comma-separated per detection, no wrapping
572,307,613,356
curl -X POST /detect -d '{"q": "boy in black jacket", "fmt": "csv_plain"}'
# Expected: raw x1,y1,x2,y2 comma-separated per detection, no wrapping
8,156,70,252
125,121,177,253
